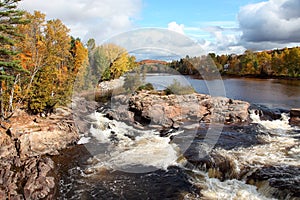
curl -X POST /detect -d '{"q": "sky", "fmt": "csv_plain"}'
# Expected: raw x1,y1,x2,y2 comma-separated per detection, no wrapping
18,0,300,55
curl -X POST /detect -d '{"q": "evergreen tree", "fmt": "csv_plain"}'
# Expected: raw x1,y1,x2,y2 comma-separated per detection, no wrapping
0,0,27,119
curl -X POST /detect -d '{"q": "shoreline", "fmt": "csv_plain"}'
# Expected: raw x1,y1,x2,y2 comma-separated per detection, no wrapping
139,72,300,81
0,107,79,199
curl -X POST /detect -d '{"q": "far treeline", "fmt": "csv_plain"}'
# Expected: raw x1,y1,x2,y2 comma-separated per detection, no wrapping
1,0,299,119
168,48,300,78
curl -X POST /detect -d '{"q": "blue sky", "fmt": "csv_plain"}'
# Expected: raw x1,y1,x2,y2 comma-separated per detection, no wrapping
139,0,260,27
137,0,262,52
19,0,300,55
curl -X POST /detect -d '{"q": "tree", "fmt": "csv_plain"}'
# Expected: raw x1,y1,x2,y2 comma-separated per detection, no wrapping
271,51,284,76
284,47,300,77
16,11,47,95
240,50,259,75
15,11,83,114
70,37,89,91
0,0,27,119
91,43,135,81
257,51,272,76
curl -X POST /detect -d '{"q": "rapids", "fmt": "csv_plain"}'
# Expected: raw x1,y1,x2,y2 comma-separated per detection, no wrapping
55,107,300,199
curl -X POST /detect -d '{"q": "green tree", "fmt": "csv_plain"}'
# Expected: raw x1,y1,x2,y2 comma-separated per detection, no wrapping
0,0,27,119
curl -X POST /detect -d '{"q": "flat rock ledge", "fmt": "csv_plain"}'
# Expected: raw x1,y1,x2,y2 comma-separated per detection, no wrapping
106,90,250,129
0,107,79,200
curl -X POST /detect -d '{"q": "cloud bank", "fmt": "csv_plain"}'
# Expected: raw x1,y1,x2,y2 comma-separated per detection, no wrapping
238,0,300,50
19,0,142,44
18,0,300,54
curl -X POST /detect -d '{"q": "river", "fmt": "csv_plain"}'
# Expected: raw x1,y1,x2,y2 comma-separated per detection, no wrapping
146,75,300,109
54,76,300,200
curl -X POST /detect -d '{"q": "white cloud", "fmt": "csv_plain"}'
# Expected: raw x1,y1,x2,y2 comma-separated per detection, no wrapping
18,0,142,44
201,26,245,55
184,23,245,55
167,21,185,35
238,0,300,50
106,28,205,60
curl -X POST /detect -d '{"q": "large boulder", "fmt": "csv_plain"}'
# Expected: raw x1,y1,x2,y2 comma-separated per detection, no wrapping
107,91,250,129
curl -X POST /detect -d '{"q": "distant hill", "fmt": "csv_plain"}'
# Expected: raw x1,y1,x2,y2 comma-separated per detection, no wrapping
138,59,168,65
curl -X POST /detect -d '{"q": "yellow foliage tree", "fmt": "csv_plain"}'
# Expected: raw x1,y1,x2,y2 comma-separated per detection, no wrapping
91,43,135,81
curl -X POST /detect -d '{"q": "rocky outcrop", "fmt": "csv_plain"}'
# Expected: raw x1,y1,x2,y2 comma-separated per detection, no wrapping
0,107,79,199
0,157,56,200
97,77,125,95
289,108,300,126
106,91,250,129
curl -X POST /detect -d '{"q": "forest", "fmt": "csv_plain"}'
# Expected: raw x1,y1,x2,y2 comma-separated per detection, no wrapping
168,48,300,78
1,0,299,120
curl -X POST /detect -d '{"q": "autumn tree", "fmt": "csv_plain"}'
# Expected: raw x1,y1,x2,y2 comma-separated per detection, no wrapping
26,19,73,113
16,11,89,114
283,47,300,77
16,11,46,96
70,37,89,91
0,0,27,119
90,43,136,82
257,51,272,76
240,50,259,75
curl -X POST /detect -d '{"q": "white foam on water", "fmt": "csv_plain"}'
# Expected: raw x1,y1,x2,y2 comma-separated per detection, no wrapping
250,111,294,131
201,179,275,200
190,170,275,200
86,111,181,171
108,132,180,170
77,136,91,144
214,136,299,174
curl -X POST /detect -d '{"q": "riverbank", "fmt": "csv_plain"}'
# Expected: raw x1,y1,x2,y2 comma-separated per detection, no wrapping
0,107,79,199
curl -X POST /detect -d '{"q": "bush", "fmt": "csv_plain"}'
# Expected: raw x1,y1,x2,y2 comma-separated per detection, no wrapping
137,83,154,91
164,79,195,95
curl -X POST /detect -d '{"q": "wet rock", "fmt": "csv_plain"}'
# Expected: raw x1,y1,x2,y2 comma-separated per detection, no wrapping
250,104,288,121
247,165,300,198
183,125,261,180
289,108,300,126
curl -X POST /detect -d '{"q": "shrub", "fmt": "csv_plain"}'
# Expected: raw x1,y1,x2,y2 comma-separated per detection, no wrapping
137,83,154,91
164,79,195,95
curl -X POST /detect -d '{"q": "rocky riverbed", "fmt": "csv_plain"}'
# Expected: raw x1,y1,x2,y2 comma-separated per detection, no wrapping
1,87,299,199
